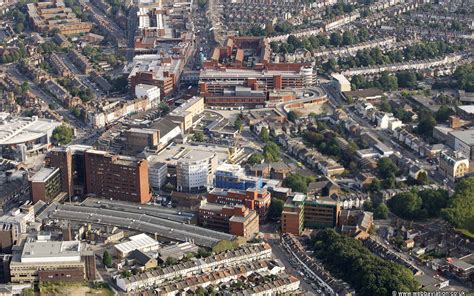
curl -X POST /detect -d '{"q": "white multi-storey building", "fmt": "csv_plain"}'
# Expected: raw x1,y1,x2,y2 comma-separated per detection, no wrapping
147,159,168,189
176,150,217,192
135,84,161,103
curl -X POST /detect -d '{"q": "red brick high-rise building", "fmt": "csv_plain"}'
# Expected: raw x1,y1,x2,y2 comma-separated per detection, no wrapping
84,150,151,204
47,146,151,203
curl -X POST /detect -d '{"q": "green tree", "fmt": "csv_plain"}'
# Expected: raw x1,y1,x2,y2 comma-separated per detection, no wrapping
21,289,35,296
259,127,270,142
358,28,369,41
387,191,422,220
270,41,279,53
287,111,298,123
196,287,207,296
377,98,392,112
20,81,29,94
159,102,170,114
15,22,24,33
383,175,397,189
342,31,355,46
192,131,204,142
197,248,212,258
52,124,74,145
377,158,398,179
363,200,373,211
453,64,474,92
247,153,263,165
268,198,284,220
262,142,280,162
274,22,293,34
416,111,436,136
312,230,419,296
330,32,342,46
317,34,329,46
442,177,474,233
435,105,454,123
70,107,81,118
374,203,389,219
121,270,132,278
102,250,112,268
198,0,207,9
419,189,449,217
283,173,314,193
323,58,337,73
396,71,417,88
109,76,128,93
379,72,398,91
287,35,302,49
165,257,177,266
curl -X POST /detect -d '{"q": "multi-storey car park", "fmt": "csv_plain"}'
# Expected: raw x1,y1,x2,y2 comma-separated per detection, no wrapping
39,201,236,248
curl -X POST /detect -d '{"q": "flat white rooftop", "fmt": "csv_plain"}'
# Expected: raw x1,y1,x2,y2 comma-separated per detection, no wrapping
0,115,61,145
215,163,244,174
21,241,82,263
331,73,350,85
126,54,182,80
458,105,474,115
115,233,159,255
149,143,228,166
30,167,59,182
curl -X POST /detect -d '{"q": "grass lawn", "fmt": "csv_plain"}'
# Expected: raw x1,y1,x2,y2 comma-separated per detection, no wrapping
38,282,113,296
454,217,474,239
454,228,474,239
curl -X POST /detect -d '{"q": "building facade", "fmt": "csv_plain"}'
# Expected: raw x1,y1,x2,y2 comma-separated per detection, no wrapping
48,145,91,198
281,194,340,235
10,240,95,284
0,114,61,162
281,194,305,235
199,36,315,107
439,150,470,182
198,203,259,238
84,150,151,203
27,1,93,35
148,161,167,190
304,196,340,229
214,163,262,190
135,84,161,102
176,151,217,193
166,96,205,131
30,167,62,203
207,188,271,222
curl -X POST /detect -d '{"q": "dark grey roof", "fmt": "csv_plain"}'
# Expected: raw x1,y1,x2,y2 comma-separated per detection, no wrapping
131,249,154,265
151,118,180,136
